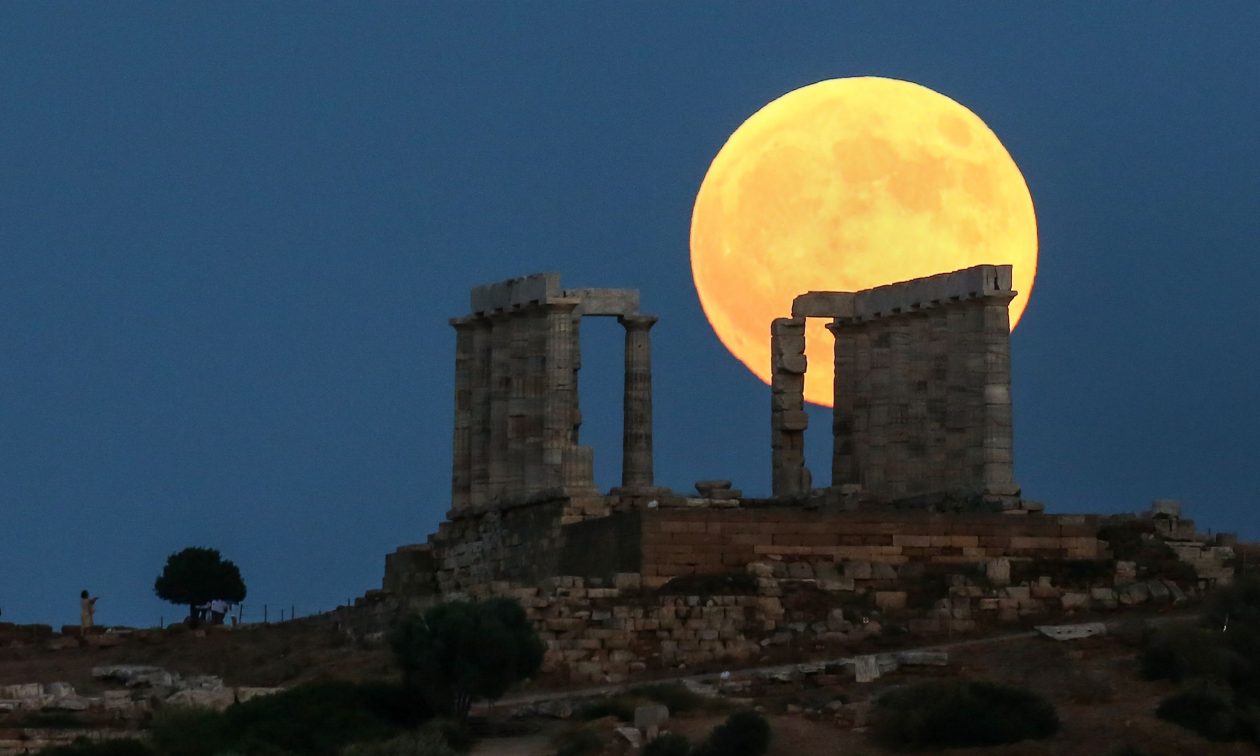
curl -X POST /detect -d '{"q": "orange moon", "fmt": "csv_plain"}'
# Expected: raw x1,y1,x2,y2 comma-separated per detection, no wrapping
690,77,1038,406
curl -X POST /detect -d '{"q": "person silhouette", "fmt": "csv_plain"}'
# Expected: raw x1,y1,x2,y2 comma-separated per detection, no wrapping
80,590,98,630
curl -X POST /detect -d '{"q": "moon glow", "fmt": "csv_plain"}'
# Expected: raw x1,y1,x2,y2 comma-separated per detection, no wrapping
690,77,1038,407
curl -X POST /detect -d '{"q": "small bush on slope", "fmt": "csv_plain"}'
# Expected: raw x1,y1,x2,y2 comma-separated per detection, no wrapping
871,679,1059,749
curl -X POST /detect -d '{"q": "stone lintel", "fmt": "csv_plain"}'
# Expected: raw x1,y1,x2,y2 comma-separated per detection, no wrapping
565,288,640,317
851,265,1016,319
791,291,855,319
470,272,562,315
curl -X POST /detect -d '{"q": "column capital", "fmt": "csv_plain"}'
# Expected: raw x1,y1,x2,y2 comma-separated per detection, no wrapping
618,313,658,330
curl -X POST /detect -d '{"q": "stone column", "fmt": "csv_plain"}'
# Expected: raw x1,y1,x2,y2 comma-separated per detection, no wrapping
771,317,809,497
467,317,493,508
619,314,657,489
829,318,858,486
449,318,477,511
543,299,581,490
504,313,529,497
521,306,549,494
980,291,1017,495
486,312,512,502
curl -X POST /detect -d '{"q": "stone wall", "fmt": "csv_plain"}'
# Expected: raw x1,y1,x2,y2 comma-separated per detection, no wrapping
448,552,1200,684
830,265,1017,501
637,509,1100,588
385,494,617,597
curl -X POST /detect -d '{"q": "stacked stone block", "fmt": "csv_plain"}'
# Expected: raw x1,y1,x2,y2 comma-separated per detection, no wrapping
449,274,659,511
828,265,1018,500
638,509,1101,587
770,318,809,496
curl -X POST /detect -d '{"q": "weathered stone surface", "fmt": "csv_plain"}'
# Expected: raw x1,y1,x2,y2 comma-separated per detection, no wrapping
854,655,881,683
615,726,643,747
829,265,1018,501
164,688,235,710
1036,622,1107,641
92,665,175,688
634,703,669,731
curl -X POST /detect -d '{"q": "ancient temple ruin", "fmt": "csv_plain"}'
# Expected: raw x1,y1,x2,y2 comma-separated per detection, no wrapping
772,264,1018,504
377,265,1239,684
448,273,658,512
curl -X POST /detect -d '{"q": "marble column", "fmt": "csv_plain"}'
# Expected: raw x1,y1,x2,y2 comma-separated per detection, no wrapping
980,291,1017,493
770,317,809,497
467,317,493,507
544,299,581,490
619,314,657,489
449,317,475,511
829,318,859,487
486,312,512,502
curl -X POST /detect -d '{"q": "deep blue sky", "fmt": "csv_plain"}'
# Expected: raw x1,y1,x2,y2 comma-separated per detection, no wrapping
2,4,1257,627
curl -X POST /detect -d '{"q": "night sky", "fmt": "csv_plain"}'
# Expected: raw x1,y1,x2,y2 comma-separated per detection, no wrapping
2,4,1257,627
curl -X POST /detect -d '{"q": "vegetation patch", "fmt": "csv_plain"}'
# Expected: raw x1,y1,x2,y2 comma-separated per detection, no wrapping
1156,687,1260,743
390,597,544,720
37,740,154,756
146,680,423,756
1142,577,1260,746
871,679,1059,749
642,732,692,756
693,710,771,756
551,724,604,756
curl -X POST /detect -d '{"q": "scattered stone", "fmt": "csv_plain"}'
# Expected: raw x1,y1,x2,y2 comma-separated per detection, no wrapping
894,650,949,666
854,655,881,683
1036,622,1107,641
615,726,643,748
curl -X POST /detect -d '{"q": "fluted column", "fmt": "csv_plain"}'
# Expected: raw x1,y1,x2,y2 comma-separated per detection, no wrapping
449,317,475,511
467,317,493,507
619,314,657,489
544,299,581,490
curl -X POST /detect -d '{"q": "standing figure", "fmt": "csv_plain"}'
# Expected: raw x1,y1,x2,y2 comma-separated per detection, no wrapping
208,598,228,625
79,590,98,630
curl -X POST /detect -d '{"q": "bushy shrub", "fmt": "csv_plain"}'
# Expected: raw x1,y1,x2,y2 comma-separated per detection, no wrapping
223,681,398,754
1156,687,1257,742
147,681,424,756
341,730,457,756
871,679,1059,748
38,739,154,756
551,725,603,756
693,710,770,756
642,733,692,756
390,598,544,719
148,706,231,756
418,719,473,753
1139,626,1247,684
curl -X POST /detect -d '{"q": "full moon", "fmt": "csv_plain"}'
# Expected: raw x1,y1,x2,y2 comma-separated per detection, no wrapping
690,77,1037,407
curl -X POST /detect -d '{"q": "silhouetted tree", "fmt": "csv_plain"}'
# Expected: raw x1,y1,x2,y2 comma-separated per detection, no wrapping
153,547,247,621
389,597,544,719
